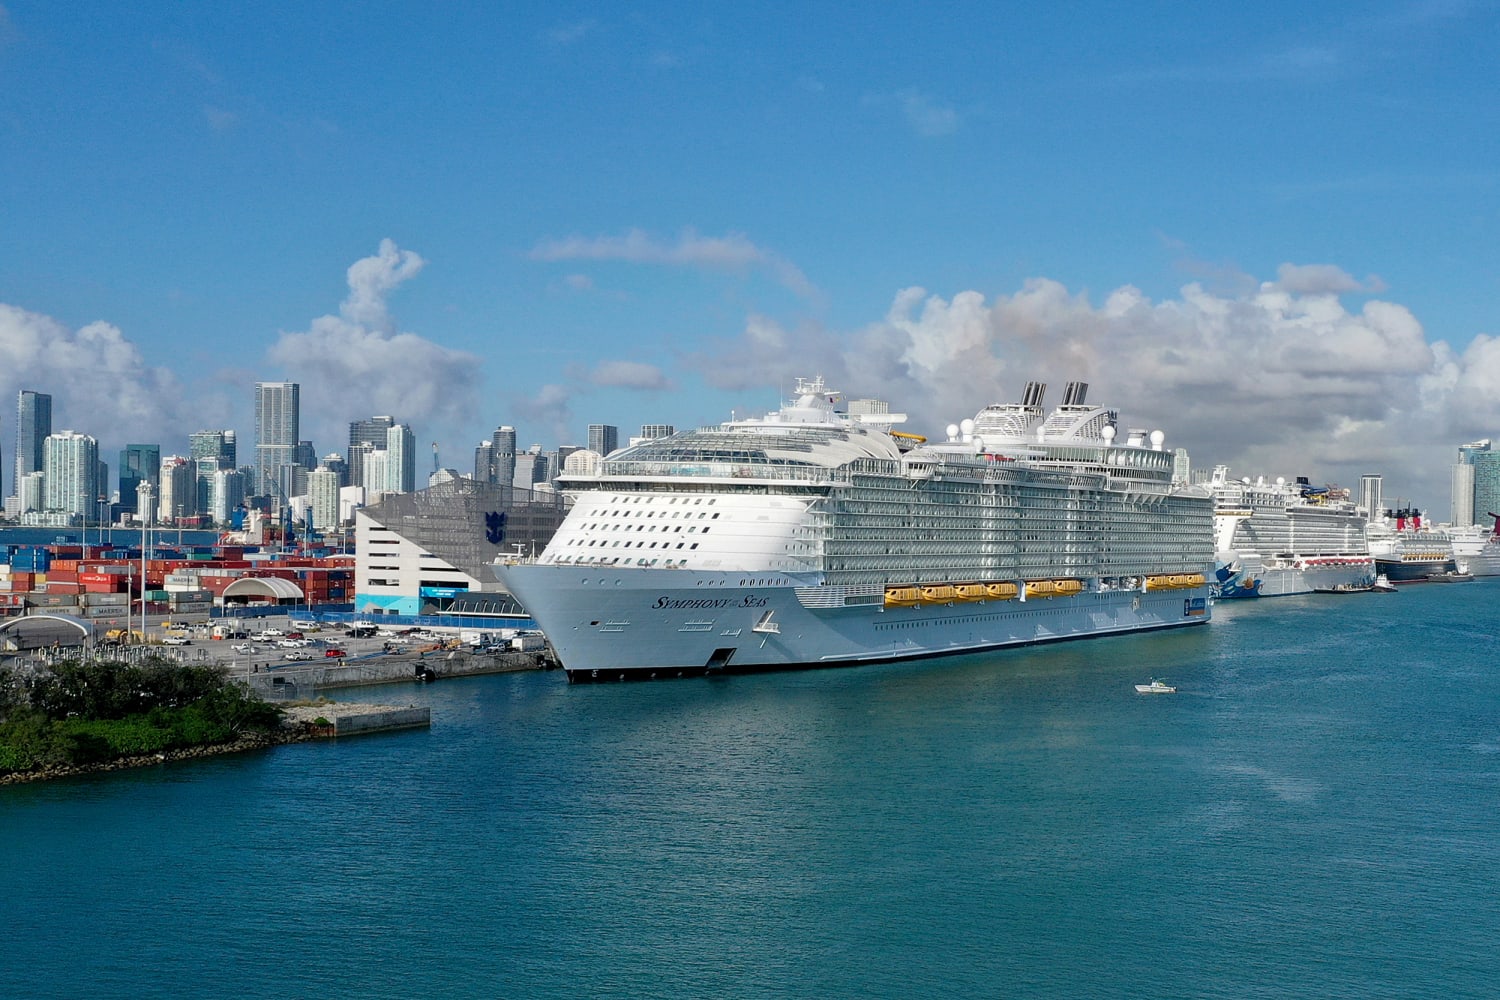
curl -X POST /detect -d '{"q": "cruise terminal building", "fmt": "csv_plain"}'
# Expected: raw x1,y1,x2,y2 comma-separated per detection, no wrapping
353,478,567,617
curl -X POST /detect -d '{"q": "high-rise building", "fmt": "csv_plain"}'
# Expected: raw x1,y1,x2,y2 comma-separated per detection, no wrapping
15,389,52,502
118,444,160,515
308,466,341,531
210,468,246,525
587,423,618,457
19,471,45,515
320,453,349,488
42,429,97,517
1453,440,1485,525
158,456,197,523
474,440,495,483
514,444,548,493
363,449,389,499
255,381,299,500
1360,474,1384,519
189,430,236,468
386,423,417,494
295,440,318,470
348,415,394,489
1474,450,1500,525
492,425,516,496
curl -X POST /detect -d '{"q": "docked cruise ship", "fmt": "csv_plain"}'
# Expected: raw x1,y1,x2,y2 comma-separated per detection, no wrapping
494,378,1215,682
1440,516,1500,577
1368,508,1457,582
1208,467,1374,598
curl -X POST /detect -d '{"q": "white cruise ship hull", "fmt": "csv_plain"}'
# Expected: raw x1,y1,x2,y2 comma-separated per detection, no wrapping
1216,555,1375,598
496,565,1211,682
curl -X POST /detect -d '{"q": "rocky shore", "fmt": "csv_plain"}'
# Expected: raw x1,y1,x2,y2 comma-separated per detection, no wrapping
0,701,415,786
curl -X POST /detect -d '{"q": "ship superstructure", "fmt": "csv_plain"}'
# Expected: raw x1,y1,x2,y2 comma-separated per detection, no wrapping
1368,507,1457,582
495,378,1214,681
1439,514,1500,577
1208,467,1373,598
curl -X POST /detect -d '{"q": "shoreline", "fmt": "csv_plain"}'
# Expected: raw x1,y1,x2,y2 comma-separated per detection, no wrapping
0,701,417,786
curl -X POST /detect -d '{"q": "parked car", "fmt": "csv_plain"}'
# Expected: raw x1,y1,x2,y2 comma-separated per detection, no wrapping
324,648,346,658
284,631,304,640
162,635,191,646
290,619,319,630
283,650,315,661
231,643,254,653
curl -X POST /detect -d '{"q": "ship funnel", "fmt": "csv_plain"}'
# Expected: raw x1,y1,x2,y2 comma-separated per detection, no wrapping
1062,381,1088,406
1021,381,1047,408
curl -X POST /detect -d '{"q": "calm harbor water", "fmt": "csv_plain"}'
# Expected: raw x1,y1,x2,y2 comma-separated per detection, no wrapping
6,582,1500,998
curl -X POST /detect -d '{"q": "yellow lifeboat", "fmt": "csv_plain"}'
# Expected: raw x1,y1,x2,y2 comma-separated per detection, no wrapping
985,582,1019,600
920,584,958,604
884,586,920,608
954,583,988,602
1025,580,1056,597
1179,573,1205,587
1052,579,1083,596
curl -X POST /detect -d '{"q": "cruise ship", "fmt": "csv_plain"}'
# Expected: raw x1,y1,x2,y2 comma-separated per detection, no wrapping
1440,515,1500,577
494,378,1215,682
1367,508,1456,582
1208,467,1374,598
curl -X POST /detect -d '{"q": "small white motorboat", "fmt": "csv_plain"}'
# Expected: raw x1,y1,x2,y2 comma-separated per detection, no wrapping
1135,678,1176,694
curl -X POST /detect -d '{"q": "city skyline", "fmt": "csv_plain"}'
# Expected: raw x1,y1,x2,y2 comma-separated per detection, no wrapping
4,4,1500,512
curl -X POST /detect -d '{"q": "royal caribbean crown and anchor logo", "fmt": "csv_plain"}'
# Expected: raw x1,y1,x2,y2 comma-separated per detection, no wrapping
484,510,507,545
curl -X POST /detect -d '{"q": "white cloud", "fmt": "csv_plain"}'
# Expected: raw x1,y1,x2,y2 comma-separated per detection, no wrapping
690,267,1495,511
547,19,598,45
585,360,673,391
268,240,480,450
514,383,574,445
897,89,960,136
530,228,820,301
204,105,237,132
0,304,192,484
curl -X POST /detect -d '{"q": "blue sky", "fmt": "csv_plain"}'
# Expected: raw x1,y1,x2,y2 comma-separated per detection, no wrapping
2,1,1498,511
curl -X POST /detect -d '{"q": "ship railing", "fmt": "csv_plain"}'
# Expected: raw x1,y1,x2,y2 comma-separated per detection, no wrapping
593,460,856,485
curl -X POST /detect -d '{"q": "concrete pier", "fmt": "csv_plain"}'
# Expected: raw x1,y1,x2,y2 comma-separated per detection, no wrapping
281,702,431,736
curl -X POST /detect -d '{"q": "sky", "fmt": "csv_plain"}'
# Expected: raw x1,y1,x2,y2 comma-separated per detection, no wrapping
2,1,1498,514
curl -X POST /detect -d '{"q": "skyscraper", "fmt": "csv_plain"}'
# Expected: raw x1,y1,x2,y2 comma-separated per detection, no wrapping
158,456,197,523
255,381,299,500
189,430,236,468
348,415,394,489
308,467,341,531
491,425,516,495
587,423,618,457
1474,450,1500,525
119,444,161,515
1446,440,1482,527
15,389,52,501
474,440,495,483
42,430,97,517
1360,474,1384,520
386,423,416,494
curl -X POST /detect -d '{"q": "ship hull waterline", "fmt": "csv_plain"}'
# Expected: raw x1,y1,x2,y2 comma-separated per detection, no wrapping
497,565,1212,683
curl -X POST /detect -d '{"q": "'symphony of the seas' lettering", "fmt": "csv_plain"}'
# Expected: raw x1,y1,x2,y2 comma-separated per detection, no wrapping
652,595,768,610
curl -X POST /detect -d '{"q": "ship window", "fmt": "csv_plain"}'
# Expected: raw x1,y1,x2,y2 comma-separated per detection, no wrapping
691,543,699,549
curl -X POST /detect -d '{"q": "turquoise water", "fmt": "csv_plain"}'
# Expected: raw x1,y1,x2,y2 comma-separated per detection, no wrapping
6,583,1499,998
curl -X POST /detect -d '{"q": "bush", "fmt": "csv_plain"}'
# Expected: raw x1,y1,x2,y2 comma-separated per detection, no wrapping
0,657,285,775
